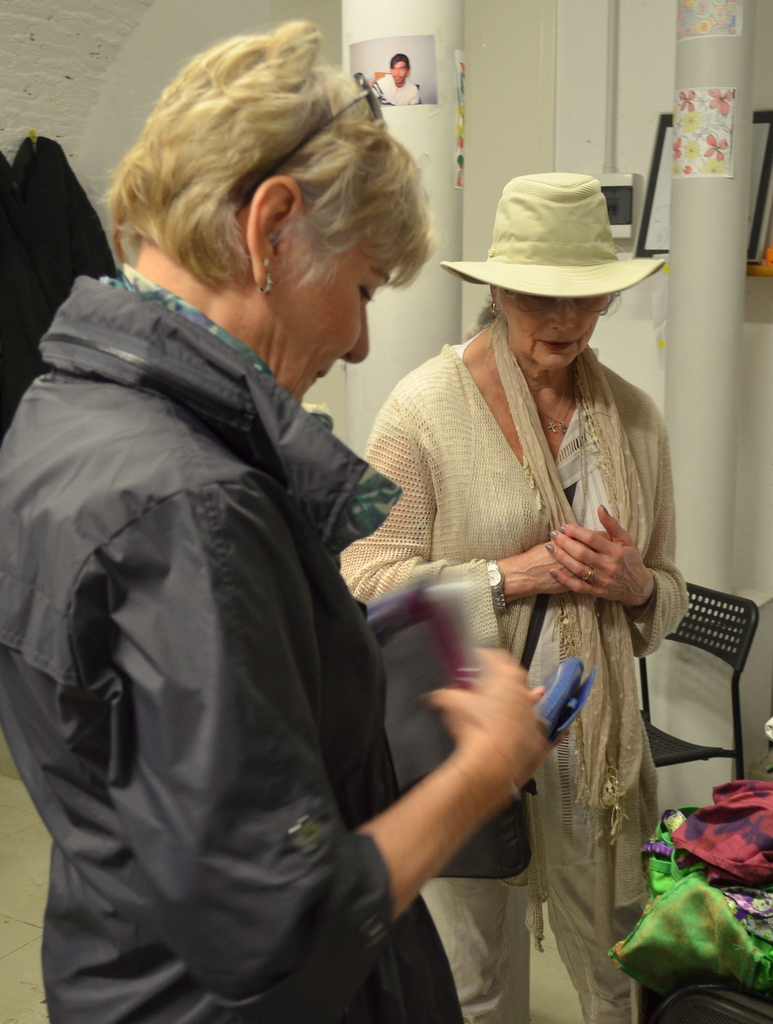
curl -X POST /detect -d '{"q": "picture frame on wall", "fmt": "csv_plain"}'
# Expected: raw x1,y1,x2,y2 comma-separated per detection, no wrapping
749,112,773,261
636,113,673,258
636,110,773,262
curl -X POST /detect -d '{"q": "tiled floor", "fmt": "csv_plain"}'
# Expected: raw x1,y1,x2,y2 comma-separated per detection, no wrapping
0,775,49,1024
0,772,584,1024
531,928,584,1024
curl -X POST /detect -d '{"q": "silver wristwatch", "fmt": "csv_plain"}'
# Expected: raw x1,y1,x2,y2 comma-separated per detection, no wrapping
486,560,507,614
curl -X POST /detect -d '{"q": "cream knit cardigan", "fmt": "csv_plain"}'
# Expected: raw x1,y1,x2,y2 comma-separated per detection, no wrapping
342,345,686,660
341,345,687,928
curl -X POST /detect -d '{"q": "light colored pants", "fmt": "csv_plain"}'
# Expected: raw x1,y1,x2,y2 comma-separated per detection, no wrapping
423,738,643,1024
422,879,530,1024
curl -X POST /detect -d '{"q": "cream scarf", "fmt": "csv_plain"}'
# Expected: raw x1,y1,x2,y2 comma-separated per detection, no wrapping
491,320,650,839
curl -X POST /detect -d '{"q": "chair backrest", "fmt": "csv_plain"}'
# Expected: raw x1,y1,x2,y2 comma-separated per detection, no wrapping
668,583,759,672
652,983,773,1024
639,583,759,778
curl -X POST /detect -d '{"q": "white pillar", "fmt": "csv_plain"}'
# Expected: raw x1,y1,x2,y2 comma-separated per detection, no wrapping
664,1,755,589
342,0,464,455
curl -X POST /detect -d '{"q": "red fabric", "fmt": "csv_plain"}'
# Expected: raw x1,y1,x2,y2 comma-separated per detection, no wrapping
671,780,773,886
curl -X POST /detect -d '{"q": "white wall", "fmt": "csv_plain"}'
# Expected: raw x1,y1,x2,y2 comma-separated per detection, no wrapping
0,0,155,164
555,0,676,412
461,0,556,334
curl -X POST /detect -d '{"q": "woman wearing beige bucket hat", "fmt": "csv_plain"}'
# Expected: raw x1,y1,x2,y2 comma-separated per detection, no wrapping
342,173,687,1024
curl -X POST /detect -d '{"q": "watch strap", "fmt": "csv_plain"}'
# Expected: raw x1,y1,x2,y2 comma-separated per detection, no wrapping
486,560,506,614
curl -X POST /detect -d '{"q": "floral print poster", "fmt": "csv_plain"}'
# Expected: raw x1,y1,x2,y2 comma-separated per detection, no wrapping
678,0,742,41
673,87,736,177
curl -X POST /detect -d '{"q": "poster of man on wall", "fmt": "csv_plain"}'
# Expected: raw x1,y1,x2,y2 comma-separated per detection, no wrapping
349,35,438,106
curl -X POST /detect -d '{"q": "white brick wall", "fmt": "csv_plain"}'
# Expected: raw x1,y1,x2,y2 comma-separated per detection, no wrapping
1,0,340,221
0,0,154,165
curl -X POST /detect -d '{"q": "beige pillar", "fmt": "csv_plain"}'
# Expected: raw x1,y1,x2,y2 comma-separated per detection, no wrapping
664,1,755,589
341,0,464,456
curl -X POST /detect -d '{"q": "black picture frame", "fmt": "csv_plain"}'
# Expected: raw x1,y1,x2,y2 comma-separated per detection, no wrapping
635,110,773,262
635,113,672,258
749,111,773,261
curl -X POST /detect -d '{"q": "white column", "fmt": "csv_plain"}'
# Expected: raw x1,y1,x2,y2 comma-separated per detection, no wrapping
342,0,464,455
664,1,755,589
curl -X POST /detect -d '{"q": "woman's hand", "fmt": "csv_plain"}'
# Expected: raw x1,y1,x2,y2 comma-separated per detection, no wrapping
545,505,655,613
427,648,552,799
498,544,572,602
359,648,552,917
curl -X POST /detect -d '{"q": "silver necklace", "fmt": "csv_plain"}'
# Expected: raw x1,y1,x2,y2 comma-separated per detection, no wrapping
536,380,572,434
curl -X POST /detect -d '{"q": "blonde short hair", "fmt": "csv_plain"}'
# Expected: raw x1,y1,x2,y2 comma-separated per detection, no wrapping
109,22,432,288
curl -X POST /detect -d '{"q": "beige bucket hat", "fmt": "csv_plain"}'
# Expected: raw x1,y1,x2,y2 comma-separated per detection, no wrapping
441,172,664,297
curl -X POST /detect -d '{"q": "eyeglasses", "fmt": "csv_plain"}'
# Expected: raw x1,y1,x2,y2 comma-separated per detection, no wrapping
241,74,383,206
505,291,614,315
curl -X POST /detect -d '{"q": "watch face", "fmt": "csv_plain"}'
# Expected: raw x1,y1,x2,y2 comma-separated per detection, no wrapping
487,562,502,586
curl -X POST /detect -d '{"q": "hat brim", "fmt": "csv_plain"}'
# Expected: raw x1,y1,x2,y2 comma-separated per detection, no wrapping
440,257,664,296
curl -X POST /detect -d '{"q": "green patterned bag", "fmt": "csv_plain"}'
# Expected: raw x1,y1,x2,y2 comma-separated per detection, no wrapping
610,808,773,996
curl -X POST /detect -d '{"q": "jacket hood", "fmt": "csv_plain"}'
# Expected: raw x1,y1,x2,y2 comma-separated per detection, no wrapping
41,277,385,551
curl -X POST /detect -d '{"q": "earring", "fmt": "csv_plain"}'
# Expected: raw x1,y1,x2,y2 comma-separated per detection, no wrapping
491,300,498,313
258,257,273,296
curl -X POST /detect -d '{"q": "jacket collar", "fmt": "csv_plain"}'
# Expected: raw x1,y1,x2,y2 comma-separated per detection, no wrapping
41,277,400,554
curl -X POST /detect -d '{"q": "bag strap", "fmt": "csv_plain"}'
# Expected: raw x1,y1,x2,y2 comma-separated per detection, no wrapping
520,481,577,672
520,594,548,672
516,482,577,799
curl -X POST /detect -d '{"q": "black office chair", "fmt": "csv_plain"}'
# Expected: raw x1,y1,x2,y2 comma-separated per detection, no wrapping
639,582,759,780
647,982,773,1024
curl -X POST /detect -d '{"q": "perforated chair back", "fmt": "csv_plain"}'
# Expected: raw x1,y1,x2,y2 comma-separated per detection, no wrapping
639,583,759,780
650,983,773,1024
668,585,759,672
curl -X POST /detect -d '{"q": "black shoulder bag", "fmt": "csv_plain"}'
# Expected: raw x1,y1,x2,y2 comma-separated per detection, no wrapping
381,482,576,878
380,596,550,879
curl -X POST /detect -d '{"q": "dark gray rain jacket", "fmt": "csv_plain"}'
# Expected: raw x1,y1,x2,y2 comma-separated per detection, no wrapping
0,278,461,1024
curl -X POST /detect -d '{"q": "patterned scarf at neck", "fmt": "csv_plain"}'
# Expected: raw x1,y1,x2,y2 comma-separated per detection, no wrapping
490,320,653,846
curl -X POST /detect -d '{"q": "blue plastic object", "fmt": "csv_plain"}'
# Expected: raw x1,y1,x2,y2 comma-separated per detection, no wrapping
535,657,597,741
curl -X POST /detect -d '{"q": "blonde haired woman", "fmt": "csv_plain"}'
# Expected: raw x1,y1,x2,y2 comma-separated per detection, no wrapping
0,26,551,1024
342,173,688,1024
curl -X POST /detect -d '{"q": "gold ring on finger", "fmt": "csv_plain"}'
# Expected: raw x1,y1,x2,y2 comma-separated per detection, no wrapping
583,567,594,583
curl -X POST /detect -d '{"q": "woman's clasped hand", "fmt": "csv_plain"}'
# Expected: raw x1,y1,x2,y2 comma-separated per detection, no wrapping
545,505,656,612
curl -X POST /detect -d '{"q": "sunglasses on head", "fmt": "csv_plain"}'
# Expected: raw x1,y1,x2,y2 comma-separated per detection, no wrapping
241,73,383,207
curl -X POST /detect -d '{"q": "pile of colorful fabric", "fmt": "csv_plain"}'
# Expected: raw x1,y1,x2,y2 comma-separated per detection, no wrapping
610,780,773,995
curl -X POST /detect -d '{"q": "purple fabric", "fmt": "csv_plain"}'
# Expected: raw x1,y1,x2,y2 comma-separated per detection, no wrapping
672,781,773,886
725,889,773,917
644,840,676,858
